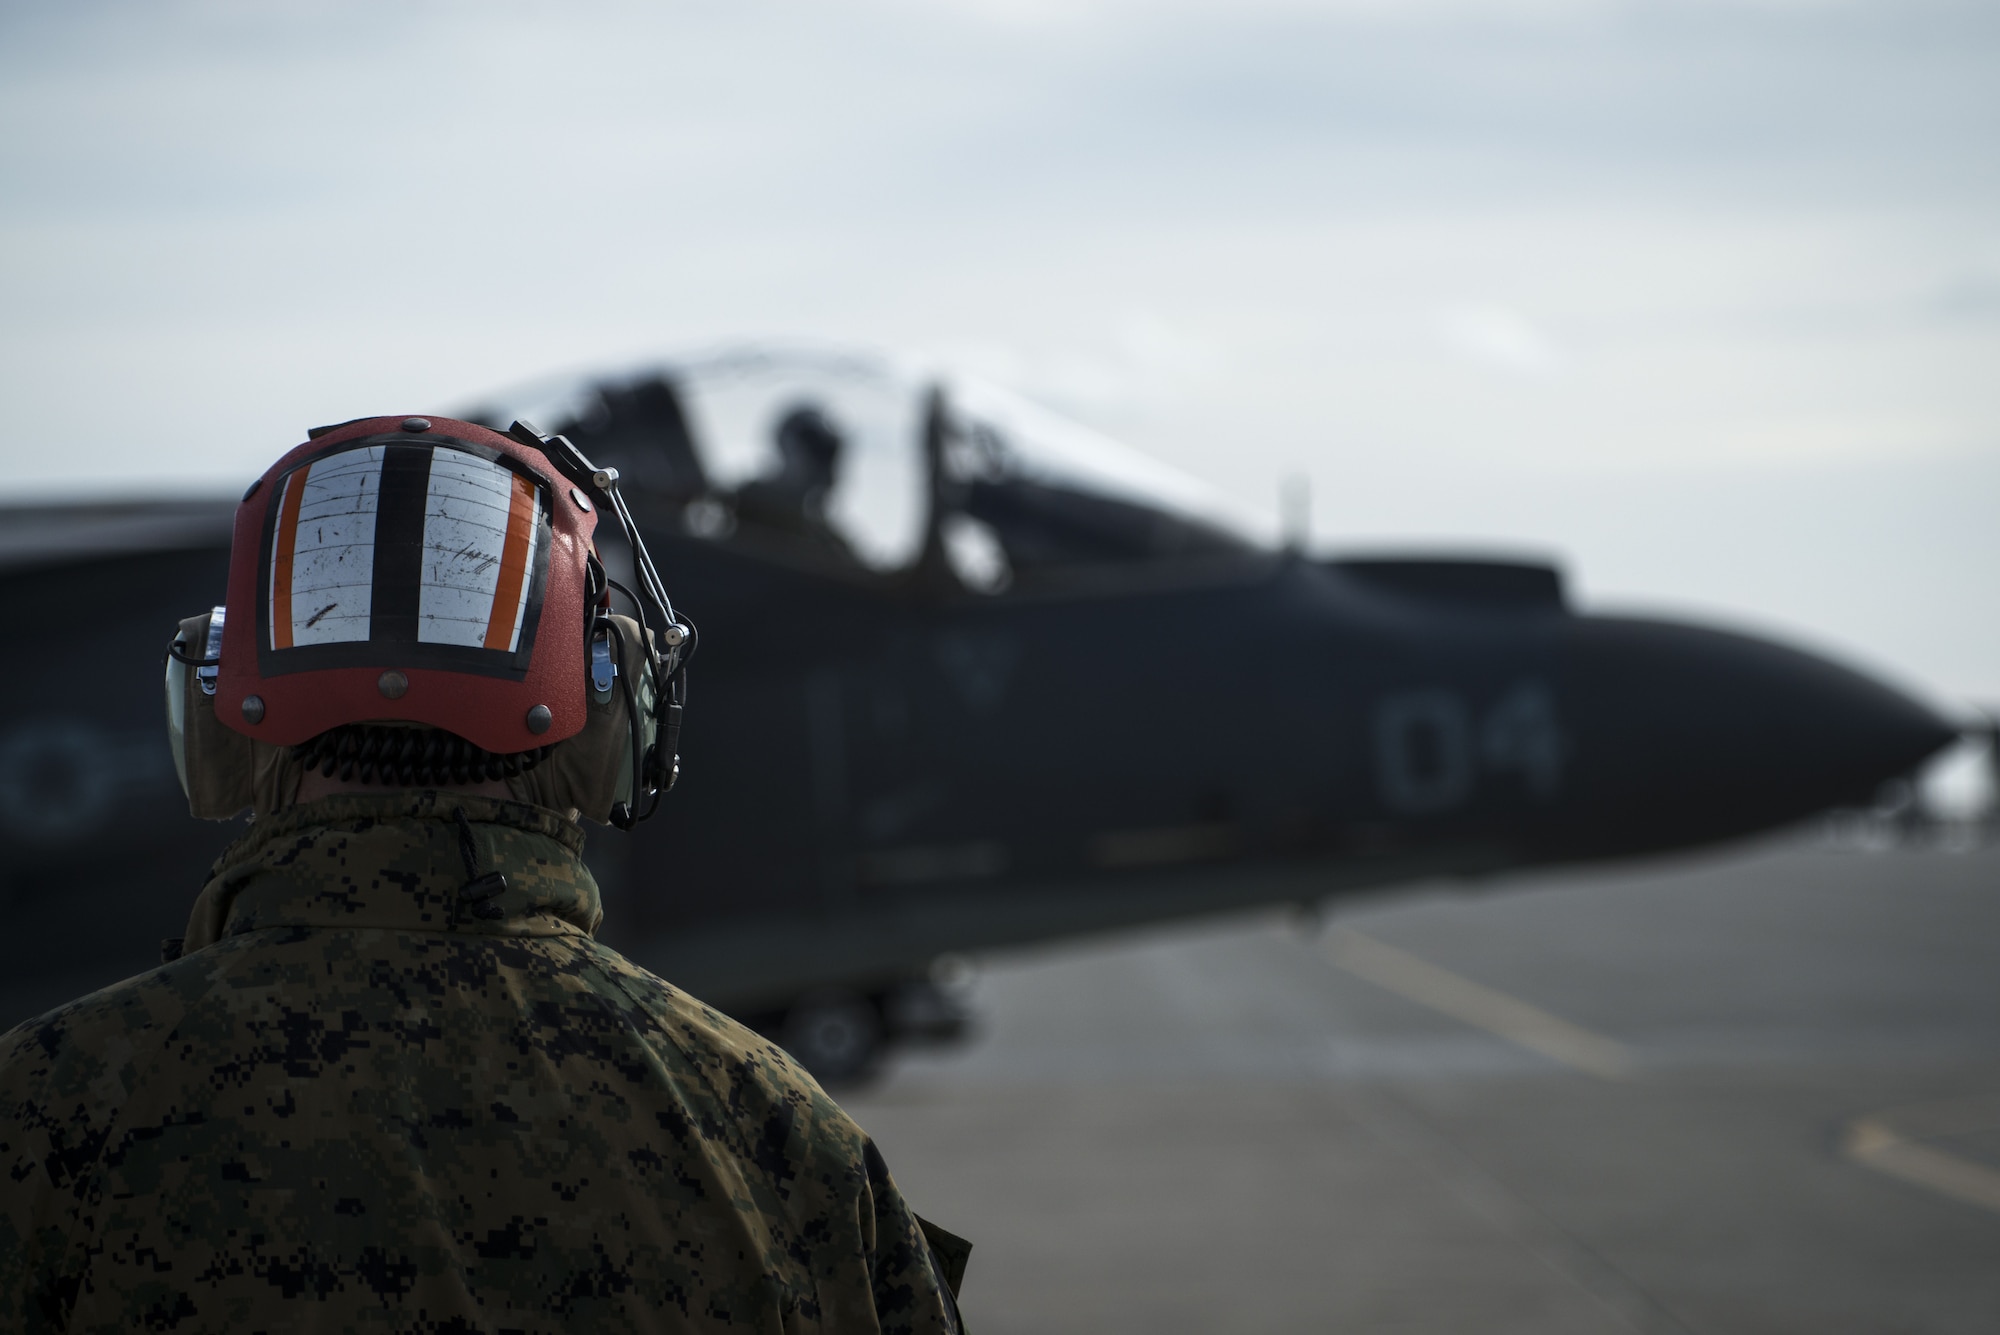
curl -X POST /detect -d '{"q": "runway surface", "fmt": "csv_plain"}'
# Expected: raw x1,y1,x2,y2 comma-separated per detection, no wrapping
843,838,2000,1334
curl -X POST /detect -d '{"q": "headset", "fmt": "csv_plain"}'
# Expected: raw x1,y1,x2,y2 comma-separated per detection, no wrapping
510,417,695,828
164,415,694,827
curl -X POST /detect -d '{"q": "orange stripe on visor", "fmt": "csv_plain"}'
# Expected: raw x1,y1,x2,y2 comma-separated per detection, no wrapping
269,466,309,650
483,471,538,651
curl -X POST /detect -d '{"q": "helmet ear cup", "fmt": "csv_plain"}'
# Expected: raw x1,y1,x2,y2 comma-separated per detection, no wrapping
167,611,259,820
509,613,659,824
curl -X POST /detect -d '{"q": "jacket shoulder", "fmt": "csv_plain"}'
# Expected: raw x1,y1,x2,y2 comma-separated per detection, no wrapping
569,945,962,1329
0,949,246,1322
565,943,889,1191
573,940,837,1106
0,931,293,1171
0,952,218,1091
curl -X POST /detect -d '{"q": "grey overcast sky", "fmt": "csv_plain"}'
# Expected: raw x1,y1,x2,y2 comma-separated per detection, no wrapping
2,0,1996,703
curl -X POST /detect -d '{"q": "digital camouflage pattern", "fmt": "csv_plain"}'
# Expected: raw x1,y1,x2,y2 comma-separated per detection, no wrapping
0,792,966,1334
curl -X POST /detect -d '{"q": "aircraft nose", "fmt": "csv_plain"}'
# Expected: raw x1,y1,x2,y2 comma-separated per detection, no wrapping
1558,617,1957,852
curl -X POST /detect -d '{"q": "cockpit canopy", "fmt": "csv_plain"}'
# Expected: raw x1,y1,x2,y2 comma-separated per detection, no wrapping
470,348,1271,592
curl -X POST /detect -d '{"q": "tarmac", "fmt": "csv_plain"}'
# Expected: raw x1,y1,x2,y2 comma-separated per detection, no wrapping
843,837,2000,1335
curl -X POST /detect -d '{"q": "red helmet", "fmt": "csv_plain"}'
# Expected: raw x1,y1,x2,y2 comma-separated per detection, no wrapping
214,415,599,755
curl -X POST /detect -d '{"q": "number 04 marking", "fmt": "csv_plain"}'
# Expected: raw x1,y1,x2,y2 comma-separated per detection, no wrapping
1374,680,1566,815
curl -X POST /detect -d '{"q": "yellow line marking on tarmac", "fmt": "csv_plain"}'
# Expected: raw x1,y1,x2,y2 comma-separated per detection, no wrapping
1326,928,1634,1081
1844,1094,2000,1216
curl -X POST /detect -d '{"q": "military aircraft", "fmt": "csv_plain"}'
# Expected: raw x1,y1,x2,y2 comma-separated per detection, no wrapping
0,347,1957,1078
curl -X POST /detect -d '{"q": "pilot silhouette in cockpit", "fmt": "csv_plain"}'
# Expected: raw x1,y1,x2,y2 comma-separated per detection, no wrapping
733,404,856,562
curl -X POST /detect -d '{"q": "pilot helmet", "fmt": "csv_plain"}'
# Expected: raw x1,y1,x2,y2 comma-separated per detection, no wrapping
774,405,843,477
164,414,691,827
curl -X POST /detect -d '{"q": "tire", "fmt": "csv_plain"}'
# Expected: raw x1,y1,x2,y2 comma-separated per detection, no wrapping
778,990,883,1085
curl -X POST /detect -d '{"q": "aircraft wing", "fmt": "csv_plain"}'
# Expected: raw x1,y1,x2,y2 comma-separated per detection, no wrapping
0,498,237,573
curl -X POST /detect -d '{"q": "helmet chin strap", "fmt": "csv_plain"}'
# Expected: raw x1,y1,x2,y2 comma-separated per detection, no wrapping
507,420,695,827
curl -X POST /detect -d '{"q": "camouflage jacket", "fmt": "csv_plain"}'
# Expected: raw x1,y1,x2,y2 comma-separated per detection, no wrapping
0,792,967,1335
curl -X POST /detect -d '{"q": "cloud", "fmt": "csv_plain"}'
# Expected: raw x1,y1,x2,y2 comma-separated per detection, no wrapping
1438,305,1565,376
864,0,1862,30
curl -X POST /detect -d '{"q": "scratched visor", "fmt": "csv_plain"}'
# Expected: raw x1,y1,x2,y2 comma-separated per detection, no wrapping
256,440,550,680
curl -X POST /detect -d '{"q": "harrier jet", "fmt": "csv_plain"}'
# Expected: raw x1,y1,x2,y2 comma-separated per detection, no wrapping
0,348,1955,1077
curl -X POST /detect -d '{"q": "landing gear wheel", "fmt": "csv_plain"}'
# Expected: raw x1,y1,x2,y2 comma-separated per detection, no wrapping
779,991,882,1086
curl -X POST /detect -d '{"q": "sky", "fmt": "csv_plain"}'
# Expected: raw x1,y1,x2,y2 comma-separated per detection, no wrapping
2,0,1996,710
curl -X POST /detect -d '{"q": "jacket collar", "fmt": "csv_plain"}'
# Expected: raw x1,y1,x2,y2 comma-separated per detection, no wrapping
182,791,603,953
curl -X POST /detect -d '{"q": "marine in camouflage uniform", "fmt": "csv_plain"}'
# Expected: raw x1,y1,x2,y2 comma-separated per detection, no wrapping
0,791,969,1333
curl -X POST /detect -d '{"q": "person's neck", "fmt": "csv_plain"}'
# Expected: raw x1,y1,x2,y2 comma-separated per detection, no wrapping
294,771,513,804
